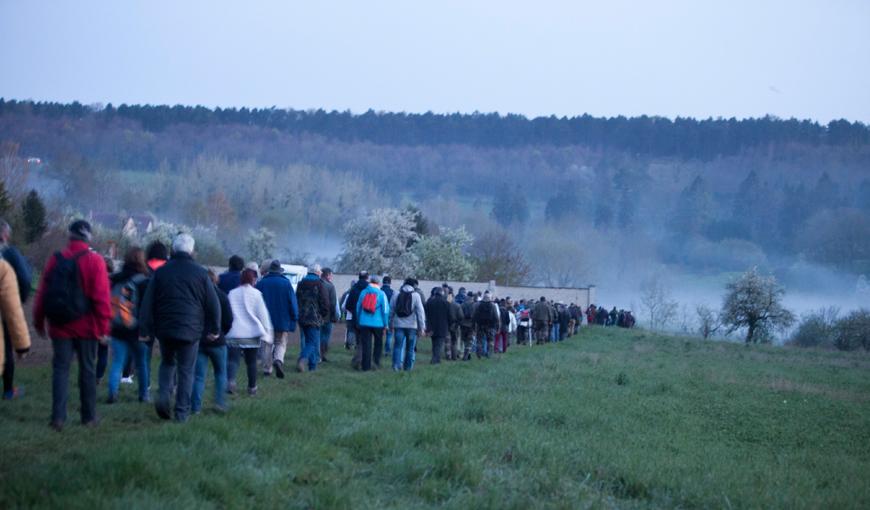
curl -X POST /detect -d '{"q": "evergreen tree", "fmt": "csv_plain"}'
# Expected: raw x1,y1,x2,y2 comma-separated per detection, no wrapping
671,176,711,236
0,180,12,218
491,187,529,226
21,190,47,243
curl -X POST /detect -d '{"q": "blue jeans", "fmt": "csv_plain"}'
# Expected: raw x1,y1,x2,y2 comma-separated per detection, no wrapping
554,323,561,342
192,344,227,412
392,328,417,370
319,322,333,361
384,329,394,354
108,338,150,401
299,327,321,371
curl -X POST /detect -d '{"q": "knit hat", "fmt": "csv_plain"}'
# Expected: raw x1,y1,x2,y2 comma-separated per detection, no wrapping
269,259,282,273
69,220,92,242
358,270,369,280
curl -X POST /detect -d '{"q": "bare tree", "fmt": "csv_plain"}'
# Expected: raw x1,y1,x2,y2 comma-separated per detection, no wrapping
695,304,721,339
721,267,795,343
640,276,678,331
471,229,531,285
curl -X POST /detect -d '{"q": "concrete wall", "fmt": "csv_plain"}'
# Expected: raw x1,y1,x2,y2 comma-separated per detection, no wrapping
331,273,596,308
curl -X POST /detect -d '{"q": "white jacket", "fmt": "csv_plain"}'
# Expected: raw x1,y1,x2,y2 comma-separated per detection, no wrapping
226,285,274,344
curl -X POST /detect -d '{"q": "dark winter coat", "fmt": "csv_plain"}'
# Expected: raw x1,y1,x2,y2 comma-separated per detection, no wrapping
321,277,339,322
344,279,369,327
425,293,451,338
218,270,242,294
138,252,220,343
449,301,463,333
531,301,551,323
296,273,331,328
202,283,233,347
256,272,299,332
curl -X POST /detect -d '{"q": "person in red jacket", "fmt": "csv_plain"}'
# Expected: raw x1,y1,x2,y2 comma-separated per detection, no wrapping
33,220,112,431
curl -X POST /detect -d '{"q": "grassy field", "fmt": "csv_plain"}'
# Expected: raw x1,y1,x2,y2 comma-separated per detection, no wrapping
1,327,869,509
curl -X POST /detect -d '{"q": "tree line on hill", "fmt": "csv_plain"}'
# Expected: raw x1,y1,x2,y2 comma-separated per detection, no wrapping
0,99,868,286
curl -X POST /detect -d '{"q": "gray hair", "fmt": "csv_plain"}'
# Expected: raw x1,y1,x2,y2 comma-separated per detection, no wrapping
172,233,195,255
369,275,380,284
307,263,322,274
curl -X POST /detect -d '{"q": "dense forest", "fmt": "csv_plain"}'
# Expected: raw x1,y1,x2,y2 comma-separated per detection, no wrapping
1,99,868,295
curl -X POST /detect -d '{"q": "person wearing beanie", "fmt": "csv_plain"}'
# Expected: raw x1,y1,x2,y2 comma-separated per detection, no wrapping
255,260,298,378
145,240,169,274
33,220,112,431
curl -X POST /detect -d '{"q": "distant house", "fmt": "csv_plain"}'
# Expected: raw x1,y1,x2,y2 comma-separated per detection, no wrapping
122,214,155,238
89,212,155,238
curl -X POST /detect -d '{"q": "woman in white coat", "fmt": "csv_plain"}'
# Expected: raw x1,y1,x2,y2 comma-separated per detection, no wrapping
226,269,273,396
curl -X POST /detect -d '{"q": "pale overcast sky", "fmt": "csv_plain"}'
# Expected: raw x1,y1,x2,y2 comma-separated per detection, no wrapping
1,0,868,122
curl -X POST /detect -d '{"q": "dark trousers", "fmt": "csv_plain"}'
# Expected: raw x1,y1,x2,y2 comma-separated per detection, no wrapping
431,336,445,364
96,343,108,381
51,338,98,425
227,347,258,389
3,325,14,393
157,338,199,422
358,327,384,371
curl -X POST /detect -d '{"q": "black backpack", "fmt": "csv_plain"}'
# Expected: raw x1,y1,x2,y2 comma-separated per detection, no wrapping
297,281,323,327
44,250,90,325
474,301,498,327
395,290,414,318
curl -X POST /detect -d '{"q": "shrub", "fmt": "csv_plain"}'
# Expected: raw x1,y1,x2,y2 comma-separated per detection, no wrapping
833,309,870,351
789,307,839,349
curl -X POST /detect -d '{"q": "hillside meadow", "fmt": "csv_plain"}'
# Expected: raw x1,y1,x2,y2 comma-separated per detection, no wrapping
1,327,868,509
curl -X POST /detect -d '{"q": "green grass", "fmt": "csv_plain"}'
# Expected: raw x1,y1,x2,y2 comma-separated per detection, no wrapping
2,328,869,509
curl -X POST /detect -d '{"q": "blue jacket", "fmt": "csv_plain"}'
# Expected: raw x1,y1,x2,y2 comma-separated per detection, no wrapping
355,285,390,329
256,272,299,332
218,270,242,295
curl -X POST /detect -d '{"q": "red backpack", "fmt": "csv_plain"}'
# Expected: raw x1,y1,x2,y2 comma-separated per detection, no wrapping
361,292,378,314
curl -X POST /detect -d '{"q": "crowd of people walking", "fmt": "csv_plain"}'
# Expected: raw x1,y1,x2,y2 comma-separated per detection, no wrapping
0,221,633,429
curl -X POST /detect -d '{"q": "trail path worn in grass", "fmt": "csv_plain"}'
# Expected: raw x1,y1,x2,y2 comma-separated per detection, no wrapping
1,327,869,509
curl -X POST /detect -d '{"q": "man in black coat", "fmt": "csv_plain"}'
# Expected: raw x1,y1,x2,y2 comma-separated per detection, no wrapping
139,234,220,423
425,288,450,364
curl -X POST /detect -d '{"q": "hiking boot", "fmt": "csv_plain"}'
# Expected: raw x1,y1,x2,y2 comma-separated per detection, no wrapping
83,418,100,428
214,404,229,415
274,360,285,379
296,359,307,373
320,356,330,363
247,386,258,396
262,371,272,377
49,420,64,432
106,394,118,404
155,403,171,420
227,381,237,394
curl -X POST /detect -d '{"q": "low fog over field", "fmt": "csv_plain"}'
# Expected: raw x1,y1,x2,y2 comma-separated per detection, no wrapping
1,101,868,340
